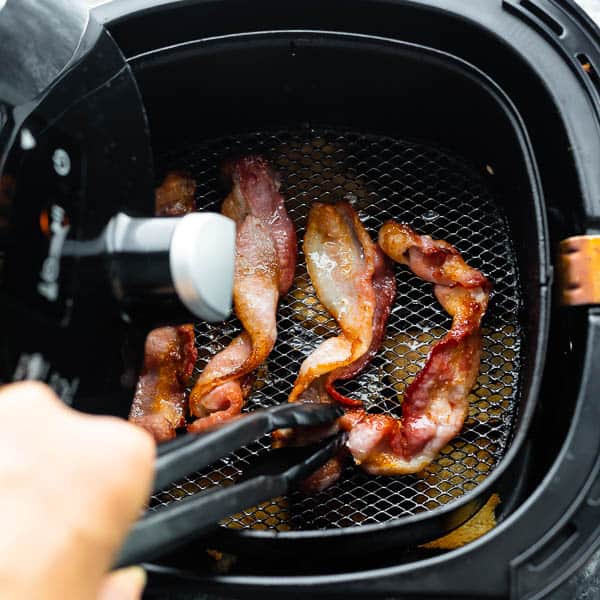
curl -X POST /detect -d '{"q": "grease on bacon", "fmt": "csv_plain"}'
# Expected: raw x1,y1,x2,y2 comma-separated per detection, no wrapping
280,202,396,491
188,156,297,432
288,201,395,407
154,171,196,217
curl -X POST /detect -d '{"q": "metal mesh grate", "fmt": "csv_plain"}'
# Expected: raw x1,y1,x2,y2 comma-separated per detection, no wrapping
149,127,522,532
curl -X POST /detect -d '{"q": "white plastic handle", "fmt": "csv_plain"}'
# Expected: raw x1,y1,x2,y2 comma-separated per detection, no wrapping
169,212,236,322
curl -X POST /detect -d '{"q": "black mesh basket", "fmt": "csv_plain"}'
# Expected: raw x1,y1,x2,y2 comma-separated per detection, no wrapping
149,128,523,537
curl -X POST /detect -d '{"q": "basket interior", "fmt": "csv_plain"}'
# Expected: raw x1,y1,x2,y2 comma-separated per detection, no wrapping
147,127,523,533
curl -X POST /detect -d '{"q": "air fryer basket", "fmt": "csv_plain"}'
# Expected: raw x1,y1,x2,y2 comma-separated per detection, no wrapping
126,31,548,554
97,1,600,597
151,128,522,531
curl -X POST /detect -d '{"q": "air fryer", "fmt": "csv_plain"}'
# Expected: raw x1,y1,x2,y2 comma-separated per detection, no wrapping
4,0,600,598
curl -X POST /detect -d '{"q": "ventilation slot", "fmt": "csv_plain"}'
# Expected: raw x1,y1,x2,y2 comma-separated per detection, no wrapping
520,0,564,36
577,53,600,96
527,523,578,571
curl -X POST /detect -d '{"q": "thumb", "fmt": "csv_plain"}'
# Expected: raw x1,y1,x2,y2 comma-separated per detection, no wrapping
97,566,147,600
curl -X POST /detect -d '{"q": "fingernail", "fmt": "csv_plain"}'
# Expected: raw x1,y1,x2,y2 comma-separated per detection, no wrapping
124,566,147,590
98,565,147,600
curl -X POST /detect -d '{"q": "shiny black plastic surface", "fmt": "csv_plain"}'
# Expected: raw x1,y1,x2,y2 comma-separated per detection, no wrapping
0,11,154,402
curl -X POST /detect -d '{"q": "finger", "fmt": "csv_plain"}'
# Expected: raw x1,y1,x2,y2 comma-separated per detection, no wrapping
97,566,147,600
0,380,63,413
60,415,156,570
84,415,156,525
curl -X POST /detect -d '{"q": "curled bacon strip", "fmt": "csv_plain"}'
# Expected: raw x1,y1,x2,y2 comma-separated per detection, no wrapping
288,202,395,406
129,172,197,442
188,156,296,432
340,221,491,475
129,325,198,442
280,202,395,491
325,247,396,406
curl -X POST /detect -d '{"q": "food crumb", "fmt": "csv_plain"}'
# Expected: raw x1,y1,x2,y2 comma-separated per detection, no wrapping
206,549,223,561
420,493,501,549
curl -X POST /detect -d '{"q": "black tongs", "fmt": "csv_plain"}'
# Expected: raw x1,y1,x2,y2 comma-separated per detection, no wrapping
116,403,344,567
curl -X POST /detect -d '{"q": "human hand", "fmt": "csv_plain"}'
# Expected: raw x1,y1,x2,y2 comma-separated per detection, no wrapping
0,382,155,599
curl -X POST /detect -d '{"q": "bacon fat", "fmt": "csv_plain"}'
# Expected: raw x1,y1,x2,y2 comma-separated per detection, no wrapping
188,156,296,431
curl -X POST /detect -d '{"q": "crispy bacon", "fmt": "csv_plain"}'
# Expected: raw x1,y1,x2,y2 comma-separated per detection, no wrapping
299,454,346,494
325,246,396,406
288,202,395,406
129,325,198,442
339,221,491,475
222,156,296,294
188,156,296,431
378,222,488,290
280,202,395,491
155,171,196,217
129,172,198,442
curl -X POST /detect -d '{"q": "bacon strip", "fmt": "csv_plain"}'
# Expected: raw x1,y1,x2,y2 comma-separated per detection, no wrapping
221,156,296,295
324,247,396,406
339,222,491,475
280,202,395,492
188,156,296,432
155,171,196,217
288,202,395,406
129,172,197,442
129,325,198,442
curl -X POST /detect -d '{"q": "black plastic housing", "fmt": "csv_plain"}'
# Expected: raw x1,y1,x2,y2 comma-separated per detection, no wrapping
91,0,600,598
0,4,154,404
125,29,548,556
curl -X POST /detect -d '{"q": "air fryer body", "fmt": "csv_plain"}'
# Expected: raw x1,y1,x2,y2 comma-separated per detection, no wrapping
2,0,600,598
89,0,600,598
